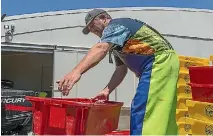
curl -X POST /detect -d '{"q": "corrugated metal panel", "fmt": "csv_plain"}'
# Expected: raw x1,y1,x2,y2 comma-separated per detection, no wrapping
53,50,78,98
3,7,212,21
2,7,213,44
166,36,213,58
77,52,116,101
116,71,136,107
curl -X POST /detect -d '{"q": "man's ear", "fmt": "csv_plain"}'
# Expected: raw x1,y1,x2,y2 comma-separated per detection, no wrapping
103,19,108,25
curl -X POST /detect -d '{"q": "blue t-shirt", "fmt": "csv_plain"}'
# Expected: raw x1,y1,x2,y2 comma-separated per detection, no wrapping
99,18,144,66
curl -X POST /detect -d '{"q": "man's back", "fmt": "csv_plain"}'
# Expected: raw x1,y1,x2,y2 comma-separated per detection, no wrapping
102,18,173,55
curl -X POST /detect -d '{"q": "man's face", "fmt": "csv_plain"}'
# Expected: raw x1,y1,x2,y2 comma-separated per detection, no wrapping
88,18,106,37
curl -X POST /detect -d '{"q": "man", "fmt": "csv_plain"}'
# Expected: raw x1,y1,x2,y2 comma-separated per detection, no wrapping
57,9,180,135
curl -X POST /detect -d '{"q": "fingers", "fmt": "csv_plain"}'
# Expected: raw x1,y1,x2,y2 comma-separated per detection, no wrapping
64,80,71,96
57,77,68,96
92,95,107,104
63,80,72,96
92,95,100,100
56,71,81,96
57,79,65,91
57,78,77,96
62,79,71,96
62,79,69,92
92,93,107,101
67,80,75,91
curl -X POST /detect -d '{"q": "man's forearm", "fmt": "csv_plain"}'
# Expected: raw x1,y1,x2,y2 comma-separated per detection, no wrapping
105,65,128,94
74,43,111,74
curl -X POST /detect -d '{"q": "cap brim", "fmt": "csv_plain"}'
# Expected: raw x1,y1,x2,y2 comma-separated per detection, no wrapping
82,25,90,35
82,17,95,35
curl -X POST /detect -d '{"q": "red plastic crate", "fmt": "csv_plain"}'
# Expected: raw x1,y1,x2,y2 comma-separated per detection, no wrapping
189,83,213,103
105,130,130,135
189,66,213,84
25,96,123,135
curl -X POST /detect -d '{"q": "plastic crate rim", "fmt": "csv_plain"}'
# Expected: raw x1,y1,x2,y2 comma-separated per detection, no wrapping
25,96,124,107
188,66,213,70
188,83,213,88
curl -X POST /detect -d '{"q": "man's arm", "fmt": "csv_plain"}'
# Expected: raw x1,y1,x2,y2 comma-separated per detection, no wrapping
93,54,127,100
104,65,128,94
74,42,111,74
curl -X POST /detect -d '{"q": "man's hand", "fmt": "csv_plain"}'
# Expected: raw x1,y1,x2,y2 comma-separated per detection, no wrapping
57,69,81,96
93,89,110,101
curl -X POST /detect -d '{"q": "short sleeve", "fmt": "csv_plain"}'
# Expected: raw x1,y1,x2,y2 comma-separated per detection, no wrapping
100,24,131,47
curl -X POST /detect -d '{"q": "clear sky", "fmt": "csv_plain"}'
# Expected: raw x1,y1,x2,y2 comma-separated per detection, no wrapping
2,0,213,16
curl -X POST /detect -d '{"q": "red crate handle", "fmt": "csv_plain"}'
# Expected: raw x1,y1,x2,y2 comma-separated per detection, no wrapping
80,108,85,133
46,100,63,107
